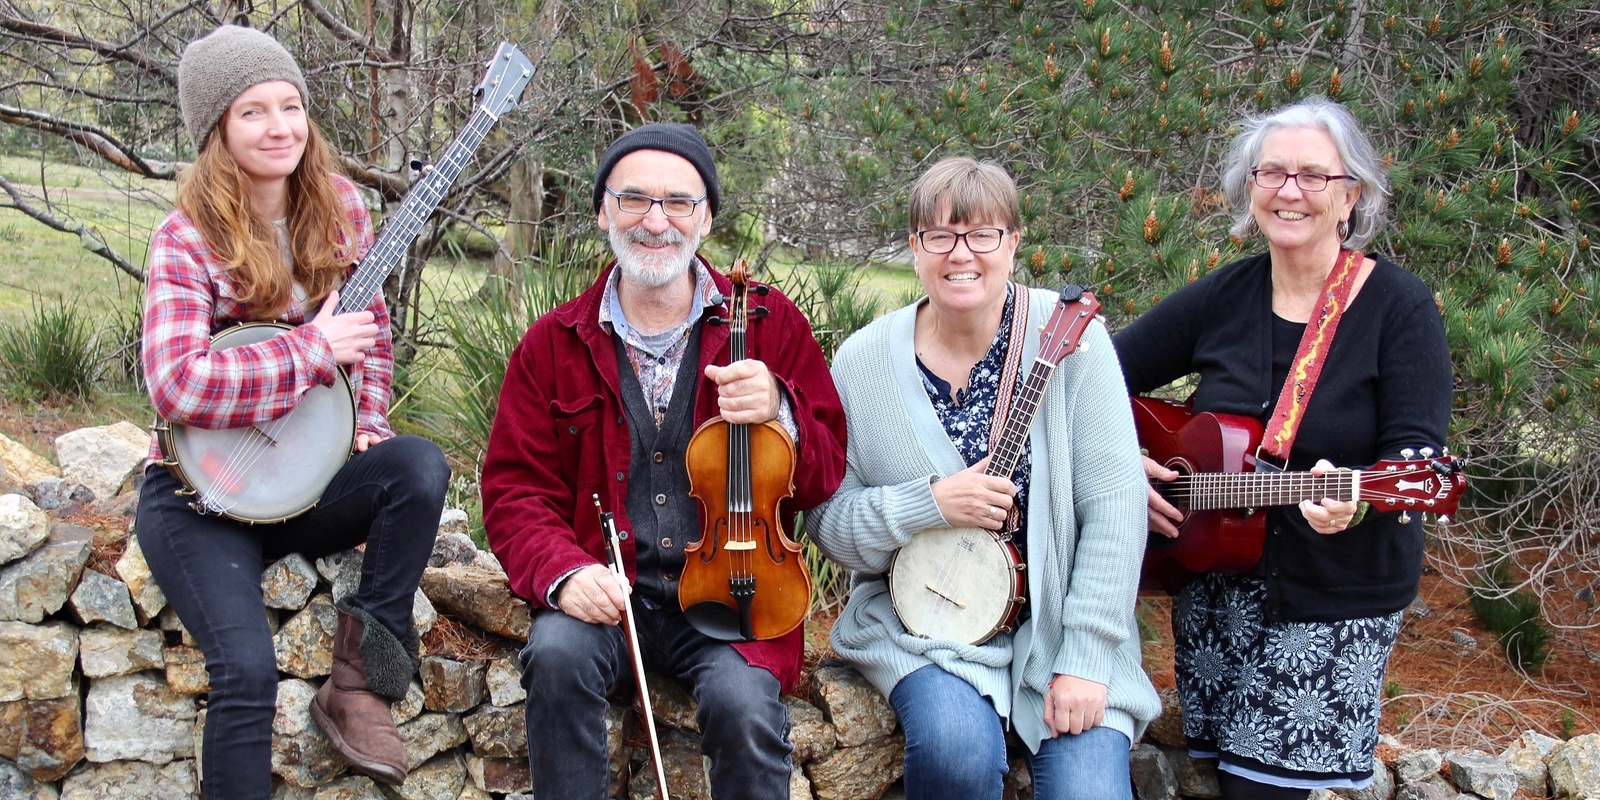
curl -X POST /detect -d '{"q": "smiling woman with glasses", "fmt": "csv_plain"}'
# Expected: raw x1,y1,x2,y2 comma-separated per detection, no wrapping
1112,96,1452,800
806,155,1159,800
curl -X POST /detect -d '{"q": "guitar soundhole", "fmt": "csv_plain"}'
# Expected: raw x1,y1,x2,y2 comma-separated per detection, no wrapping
1156,459,1193,522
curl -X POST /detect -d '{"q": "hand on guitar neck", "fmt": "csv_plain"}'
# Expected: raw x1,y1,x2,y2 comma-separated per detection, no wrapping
1143,454,1362,537
308,290,377,366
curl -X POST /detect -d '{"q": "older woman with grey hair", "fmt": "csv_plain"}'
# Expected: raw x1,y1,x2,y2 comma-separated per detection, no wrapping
1113,96,1452,799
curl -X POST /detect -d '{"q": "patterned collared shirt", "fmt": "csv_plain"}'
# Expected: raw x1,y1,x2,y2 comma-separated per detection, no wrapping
599,259,797,434
142,174,391,463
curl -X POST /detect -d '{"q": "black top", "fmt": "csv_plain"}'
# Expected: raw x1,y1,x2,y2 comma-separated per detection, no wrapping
1112,252,1453,622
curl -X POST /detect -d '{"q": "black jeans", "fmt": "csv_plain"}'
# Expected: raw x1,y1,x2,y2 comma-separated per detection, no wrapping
136,435,448,800
520,597,792,799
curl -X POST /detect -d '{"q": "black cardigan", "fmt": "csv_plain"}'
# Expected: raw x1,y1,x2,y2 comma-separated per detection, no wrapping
1112,252,1452,622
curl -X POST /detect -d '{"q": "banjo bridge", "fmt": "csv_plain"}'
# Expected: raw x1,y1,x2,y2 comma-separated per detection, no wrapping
923,583,968,608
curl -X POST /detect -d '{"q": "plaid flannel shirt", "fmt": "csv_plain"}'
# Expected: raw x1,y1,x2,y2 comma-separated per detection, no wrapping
143,173,391,463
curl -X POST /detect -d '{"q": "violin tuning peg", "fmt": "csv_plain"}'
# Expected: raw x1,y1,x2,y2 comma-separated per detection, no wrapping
752,306,771,320
1400,448,1416,459
708,292,726,306
753,284,771,296
1398,511,1412,524
707,316,727,327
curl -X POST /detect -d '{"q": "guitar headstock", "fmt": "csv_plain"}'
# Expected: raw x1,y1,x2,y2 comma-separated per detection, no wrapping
1361,448,1466,519
475,43,536,120
1037,284,1103,366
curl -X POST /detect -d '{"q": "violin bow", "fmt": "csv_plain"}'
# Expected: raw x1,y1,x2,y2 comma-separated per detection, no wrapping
594,495,671,800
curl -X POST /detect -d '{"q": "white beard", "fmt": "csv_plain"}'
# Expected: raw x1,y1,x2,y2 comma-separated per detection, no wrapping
608,216,702,289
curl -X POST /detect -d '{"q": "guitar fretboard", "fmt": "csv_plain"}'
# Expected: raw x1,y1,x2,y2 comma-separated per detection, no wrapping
335,105,499,315
1159,471,1358,510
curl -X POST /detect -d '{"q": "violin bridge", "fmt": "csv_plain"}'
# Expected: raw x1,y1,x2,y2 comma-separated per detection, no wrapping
723,541,758,551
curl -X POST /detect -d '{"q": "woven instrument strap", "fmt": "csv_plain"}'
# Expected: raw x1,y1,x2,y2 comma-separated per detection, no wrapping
1258,248,1364,467
986,283,1030,532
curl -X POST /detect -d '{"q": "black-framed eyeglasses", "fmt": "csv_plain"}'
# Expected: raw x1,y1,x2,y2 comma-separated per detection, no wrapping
1250,169,1358,192
604,186,707,218
915,227,1010,254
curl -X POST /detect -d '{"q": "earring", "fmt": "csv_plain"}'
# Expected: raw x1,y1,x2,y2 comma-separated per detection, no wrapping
1337,219,1350,241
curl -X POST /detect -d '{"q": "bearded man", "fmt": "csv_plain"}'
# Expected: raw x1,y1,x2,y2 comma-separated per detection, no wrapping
481,123,847,799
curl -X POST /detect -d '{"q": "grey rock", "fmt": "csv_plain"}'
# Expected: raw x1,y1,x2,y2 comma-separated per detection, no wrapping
389,751,467,800
648,673,700,733
309,774,385,799
804,733,904,800
68,568,138,629
261,554,319,610
53,422,148,502
484,656,525,707
464,753,531,794
0,494,50,566
418,562,530,641
115,536,167,621
1143,687,1185,749
809,665,896,748
163,645,210,695
790,767,813,800
1501,729,1562,797
316,549,364,603
1394,748,1444,785
83,672,196,764
420,656,487,713
2,694,85,782
1446,750,1518,800
0,757,59,800
462,702,526,759
393,679,426,726
1159,745,1220,798
0,522,92,623
397,712,469,772
275,593,338,678
785,694,838,764
22,477,95,513
0,434,58,484
1130,743,1179,800
628,726,709,800
1394,776,1458,800
78,625,164,678
1549,733,1600,800
1329,761,1394,800
0,620,78,700
58,759,196,800
272,678,347,788
413,588,437,639
430,531,479,567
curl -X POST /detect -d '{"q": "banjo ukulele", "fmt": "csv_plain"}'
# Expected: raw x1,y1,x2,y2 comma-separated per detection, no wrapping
888,287,1102,645
154,43,533,523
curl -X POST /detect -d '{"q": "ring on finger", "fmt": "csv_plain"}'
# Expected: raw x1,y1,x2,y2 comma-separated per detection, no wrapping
989,504,1001,520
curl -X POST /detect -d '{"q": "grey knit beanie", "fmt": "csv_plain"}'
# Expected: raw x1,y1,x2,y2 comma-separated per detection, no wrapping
177,25,309,149
593,123,720,216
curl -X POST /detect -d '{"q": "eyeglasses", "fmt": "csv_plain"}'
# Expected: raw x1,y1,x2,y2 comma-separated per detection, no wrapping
915,228,1009,254
604,186,706,218
1250,169,1358,192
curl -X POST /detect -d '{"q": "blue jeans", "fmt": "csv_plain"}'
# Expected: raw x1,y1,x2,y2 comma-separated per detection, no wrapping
136,436,448,800
890,665,1133,800
520,599,792,799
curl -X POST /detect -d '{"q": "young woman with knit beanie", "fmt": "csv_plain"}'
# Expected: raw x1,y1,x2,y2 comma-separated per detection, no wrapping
134,25,448,795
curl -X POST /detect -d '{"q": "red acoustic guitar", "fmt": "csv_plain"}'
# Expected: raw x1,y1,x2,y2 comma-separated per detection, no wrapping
1133,396,1466,593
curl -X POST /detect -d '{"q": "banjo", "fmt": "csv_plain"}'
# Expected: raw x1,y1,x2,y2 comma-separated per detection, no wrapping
888,287,1103,645
154,42,534,523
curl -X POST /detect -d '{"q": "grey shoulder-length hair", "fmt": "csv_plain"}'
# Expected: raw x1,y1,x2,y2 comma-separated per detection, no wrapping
1220,95,1389,251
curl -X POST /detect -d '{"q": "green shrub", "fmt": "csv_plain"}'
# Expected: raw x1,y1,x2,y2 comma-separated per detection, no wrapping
1467,562,1551,671
0,298,102,402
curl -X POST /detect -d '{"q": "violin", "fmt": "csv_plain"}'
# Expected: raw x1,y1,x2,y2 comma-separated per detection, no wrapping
679,260,812,642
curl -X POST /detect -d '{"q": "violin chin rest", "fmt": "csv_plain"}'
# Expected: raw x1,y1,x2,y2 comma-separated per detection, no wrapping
683,601,753,642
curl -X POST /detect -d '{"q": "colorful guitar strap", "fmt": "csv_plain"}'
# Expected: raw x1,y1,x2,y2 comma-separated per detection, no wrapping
1258,248,1364,468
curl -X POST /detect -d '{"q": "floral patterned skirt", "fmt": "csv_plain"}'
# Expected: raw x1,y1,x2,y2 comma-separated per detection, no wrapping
1172,574,1401,789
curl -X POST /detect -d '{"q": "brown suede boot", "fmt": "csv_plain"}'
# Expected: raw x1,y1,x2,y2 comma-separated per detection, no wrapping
311,606,411,785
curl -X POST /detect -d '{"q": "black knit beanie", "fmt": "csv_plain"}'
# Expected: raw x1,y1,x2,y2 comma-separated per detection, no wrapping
177,26,309,150
592,123,719,217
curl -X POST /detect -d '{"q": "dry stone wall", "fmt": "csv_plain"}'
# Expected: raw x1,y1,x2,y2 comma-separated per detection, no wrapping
3,425,1599,800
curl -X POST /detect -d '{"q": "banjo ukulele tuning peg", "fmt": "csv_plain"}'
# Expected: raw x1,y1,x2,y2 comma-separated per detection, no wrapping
409,159,434,175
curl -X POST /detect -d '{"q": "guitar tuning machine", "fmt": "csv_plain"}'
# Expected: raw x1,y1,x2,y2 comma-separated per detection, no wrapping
1401,447,1416,459
1420,447,1435,458
1398,511,1412,524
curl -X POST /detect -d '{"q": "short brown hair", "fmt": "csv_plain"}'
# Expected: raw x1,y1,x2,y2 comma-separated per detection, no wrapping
907,157,1021,233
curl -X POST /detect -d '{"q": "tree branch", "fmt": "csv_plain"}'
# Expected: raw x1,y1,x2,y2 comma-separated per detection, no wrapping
0,103,180,178
0,175,145,282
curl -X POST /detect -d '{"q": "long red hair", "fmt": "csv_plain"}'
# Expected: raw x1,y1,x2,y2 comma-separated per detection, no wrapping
176,118,356,319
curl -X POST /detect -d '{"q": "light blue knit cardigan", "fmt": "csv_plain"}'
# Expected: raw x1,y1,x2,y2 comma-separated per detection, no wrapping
806,287,1160,753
